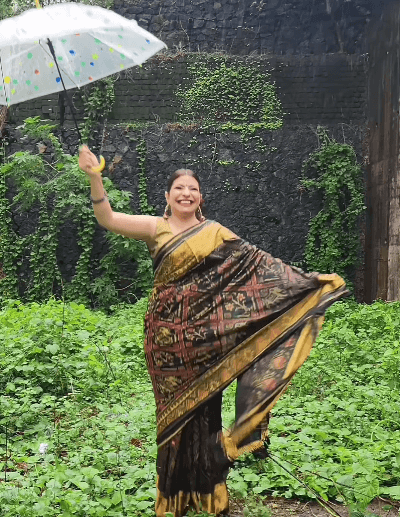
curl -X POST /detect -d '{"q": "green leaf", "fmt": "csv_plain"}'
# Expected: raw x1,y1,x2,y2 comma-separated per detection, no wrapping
45,343,59,354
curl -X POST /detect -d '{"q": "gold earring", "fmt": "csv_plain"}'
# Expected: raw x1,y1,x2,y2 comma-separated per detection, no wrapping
196,206,204,221
163,203,172,218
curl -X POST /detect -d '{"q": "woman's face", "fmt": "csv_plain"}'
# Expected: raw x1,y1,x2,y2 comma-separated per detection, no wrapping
166,175,201,217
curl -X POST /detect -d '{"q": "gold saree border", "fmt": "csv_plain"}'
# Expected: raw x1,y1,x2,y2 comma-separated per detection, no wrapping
154,221,237,286
156,477,229,517
157,275,346,448
223,314,325,461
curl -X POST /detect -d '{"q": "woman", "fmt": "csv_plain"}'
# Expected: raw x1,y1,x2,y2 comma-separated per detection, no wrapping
79,146,347,517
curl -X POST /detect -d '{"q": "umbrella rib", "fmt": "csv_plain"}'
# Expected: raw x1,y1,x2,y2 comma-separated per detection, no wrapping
38,41,78,86
42,39,83,142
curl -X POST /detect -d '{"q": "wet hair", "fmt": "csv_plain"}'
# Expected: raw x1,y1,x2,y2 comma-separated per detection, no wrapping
166,169,201,193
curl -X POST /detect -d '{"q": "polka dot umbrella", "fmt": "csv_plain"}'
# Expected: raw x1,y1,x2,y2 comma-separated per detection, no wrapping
0,1,166,143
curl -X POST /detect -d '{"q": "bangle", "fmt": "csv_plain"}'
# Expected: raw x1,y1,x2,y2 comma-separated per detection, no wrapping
91,191,108,204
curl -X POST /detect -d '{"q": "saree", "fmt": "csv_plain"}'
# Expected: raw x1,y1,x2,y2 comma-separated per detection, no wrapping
144,219,347,517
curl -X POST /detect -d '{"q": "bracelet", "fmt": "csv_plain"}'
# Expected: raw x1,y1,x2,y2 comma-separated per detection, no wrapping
91,191,108,204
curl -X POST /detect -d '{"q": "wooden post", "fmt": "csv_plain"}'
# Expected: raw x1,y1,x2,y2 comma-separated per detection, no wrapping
365,4,400,302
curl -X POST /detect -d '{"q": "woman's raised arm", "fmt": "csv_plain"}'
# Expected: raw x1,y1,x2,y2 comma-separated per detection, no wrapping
78,146,157,242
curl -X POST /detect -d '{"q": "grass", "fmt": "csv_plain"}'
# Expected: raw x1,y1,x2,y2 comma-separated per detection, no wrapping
0,298,399,516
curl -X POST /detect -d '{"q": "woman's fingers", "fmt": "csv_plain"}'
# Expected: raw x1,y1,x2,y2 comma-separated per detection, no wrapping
78,146,100,173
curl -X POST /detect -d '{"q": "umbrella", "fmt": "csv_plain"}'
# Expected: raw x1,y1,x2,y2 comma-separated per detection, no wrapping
0,2,166,106
0,1,166,168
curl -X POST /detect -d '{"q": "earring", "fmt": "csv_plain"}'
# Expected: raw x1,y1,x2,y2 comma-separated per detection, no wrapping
195,206,205,221
163,203,172,218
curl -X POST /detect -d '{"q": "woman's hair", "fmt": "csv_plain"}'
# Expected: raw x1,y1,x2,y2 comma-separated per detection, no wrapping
166,169,201,193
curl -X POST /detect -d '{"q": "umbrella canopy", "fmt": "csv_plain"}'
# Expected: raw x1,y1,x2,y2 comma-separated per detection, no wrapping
0,2,166,106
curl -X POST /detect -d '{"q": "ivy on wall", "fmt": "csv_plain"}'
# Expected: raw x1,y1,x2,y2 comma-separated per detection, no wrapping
80,77,116,145
0,117,153,309
301,128,365,285
177,56,283,138
0,53,366,307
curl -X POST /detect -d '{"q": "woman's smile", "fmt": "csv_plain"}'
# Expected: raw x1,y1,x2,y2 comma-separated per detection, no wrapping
166,175,201,216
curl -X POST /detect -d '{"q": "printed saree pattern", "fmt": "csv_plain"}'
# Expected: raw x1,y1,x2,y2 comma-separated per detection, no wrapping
144,220,347,516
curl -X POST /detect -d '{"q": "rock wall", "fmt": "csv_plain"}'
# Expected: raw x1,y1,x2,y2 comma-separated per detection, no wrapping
113,0,376,55
6,121,365,270
9,53,368,128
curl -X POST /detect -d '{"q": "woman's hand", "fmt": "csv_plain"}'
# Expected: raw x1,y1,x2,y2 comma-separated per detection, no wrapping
79,145,102,178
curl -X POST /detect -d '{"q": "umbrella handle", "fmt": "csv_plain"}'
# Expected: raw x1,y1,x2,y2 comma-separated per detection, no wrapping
34,0,42,9
92,156,106,174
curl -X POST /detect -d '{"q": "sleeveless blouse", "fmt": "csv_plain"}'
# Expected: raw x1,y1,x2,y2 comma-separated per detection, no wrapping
147,218,175,260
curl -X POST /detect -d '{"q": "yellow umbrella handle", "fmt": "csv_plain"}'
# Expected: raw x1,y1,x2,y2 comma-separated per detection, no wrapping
35,0,42,9
92,156,106,173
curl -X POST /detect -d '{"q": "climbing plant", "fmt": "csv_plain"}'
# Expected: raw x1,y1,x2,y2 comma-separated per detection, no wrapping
80,76,116,145
177,56,283,138
136,137,156,216
0,117,153,309
301,128,365,284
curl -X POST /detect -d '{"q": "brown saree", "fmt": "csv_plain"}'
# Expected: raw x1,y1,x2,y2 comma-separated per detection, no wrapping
144,219,347,517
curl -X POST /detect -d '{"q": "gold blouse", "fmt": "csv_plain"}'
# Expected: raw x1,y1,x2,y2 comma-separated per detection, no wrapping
147,218,177,259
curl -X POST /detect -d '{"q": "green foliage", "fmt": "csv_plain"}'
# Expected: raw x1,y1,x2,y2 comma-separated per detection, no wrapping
228,299,400,510
0,0,13,21
135,138,156,216
0,298,156,517
301,128,365,284
177,56,283,139
1,299,400,516
0,117,153,309
81,77,116,145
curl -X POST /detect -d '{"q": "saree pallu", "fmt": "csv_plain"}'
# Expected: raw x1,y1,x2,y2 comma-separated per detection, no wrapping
144,220,347,517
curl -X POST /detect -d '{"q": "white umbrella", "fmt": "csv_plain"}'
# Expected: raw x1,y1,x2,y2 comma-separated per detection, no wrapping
0,2,166,107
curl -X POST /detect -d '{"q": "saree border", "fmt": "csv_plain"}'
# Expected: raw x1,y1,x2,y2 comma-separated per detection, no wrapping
157,275,347,447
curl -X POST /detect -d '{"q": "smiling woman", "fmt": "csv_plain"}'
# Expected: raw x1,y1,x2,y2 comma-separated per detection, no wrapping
79,146,347,517
164,169,205,231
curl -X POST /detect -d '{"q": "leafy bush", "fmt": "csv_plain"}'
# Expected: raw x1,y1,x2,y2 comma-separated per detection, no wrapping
0,298,156,517
301,129,365,285
1,298,400,517
230,300,400,510
0,117,153,309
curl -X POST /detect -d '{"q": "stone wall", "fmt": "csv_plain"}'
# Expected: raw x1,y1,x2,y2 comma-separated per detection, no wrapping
2,0,374,299
113,0,376,55
9,52,368,128
6,121,365,273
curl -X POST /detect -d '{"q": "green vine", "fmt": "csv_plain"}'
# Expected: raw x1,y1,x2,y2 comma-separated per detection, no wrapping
0,117,153,309
301,128,366,285
81,77,116,145
177,56,283,140
136,138,156,216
